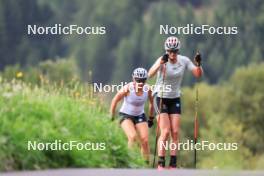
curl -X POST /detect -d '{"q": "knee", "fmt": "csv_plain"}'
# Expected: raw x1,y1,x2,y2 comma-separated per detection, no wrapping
160,128,170,139
128,134,137,143
140,136,149,146
171,130,179,140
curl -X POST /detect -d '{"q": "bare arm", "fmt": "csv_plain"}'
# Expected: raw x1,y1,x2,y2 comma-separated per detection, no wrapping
148,57,162,78
109,85,128,118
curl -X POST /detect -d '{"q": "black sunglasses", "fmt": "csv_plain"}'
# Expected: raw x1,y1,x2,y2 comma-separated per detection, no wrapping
134,78,147,83
167,49,179,54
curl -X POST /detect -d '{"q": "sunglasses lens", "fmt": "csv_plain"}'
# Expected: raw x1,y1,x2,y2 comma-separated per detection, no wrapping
135,78,146,83
167,49,178,54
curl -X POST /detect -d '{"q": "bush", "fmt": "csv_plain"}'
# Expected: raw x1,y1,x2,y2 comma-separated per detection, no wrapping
0,80,144,171
179,63,264,169
0,58,81,85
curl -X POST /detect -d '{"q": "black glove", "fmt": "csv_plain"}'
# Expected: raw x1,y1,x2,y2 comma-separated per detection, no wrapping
161,54,169,63
148,116,154,128
110,114,115,121
194,52,202,66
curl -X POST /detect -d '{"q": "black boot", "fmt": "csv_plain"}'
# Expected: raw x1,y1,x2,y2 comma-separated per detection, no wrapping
169,155,177,168
157,156,165,169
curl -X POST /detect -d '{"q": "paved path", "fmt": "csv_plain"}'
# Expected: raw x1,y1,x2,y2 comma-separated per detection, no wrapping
1,169,264,176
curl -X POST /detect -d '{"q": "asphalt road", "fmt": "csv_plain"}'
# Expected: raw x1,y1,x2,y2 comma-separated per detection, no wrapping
1,169,264,176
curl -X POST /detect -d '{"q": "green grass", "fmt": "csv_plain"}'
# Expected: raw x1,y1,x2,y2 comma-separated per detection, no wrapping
0,79,145,171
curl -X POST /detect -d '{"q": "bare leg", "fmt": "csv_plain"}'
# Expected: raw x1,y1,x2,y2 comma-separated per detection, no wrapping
169,114,180,156
121,119,137,148
135,122,149,161
157,113,170,156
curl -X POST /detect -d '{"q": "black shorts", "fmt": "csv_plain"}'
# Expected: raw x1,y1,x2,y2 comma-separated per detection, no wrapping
154,96,181,115
119,112,147,125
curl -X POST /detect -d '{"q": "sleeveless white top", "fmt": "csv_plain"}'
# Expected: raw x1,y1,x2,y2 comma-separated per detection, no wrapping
119,83,148,116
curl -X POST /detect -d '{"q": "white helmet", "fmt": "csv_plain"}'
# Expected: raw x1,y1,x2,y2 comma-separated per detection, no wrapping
132,68,148,79
164,36,181,50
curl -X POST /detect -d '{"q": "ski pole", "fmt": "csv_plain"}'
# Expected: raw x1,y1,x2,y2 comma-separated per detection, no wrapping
152,63,166,168
194,82,198,168
194,51,201,168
